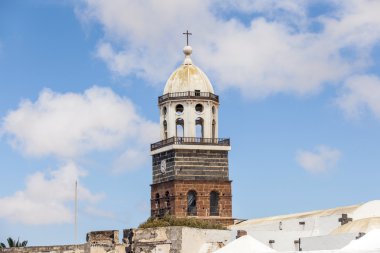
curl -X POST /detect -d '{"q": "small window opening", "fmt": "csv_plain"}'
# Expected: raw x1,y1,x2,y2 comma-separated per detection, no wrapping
195,90,201,96
176,118,184,138
195,104,203,113
155,193,160,209
163,120,168,139
187,190,197,216
210,191,219,216
212,120,216,139
176,104,184,115
195,117,204,138
165,191,170,208
163,106,167,115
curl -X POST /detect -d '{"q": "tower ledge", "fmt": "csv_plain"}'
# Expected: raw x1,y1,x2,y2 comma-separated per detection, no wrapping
151,136,230,153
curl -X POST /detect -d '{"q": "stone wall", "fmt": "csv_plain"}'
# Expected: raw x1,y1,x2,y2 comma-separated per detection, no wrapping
125,226,231,253
151,180,233,225
0,227,232,253
152,149,229,184
0,244,87,253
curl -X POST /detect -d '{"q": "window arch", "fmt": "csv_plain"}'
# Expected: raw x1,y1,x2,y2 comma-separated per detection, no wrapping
155,193,160,209
176,118,184,138
210,191,219,216
187,190,197,216
165,191,170,208
195,117,204,138
163,120,168,139
212,119,216,140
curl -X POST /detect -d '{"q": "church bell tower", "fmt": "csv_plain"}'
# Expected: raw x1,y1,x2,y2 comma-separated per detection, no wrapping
150,37,233,226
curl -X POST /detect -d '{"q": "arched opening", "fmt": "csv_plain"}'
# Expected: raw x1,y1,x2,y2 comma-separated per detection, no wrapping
155,193,160,209
176,104,184,115
212,120,216,140
162,106,167,115
165,191,171,215
165,191,170,208
176,118,184,138
195,104,203,114
210,191,219,216
163,120,168,139
187,190,197,216
195,117,204,139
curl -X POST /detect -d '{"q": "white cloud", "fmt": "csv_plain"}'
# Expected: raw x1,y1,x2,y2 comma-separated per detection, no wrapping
113,148,148,173
336,75,380,119
77,0,380,99
1,86,158,159
296,145,341,173
0,162,103,225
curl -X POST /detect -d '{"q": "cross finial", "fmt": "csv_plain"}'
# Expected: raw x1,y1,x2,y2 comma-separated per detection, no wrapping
183,30,192,46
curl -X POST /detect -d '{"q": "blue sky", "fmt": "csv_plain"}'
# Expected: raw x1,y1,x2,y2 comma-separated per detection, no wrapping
1,0,380,246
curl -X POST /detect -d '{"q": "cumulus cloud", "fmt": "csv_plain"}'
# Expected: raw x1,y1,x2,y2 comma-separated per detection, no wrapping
113,148,148,173
1,86,158,159
77,0,380,99
0,162,103,225
0,87,159,224
296,145,341,173
336,75,380,119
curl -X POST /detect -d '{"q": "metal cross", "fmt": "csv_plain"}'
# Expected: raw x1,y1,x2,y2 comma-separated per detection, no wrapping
183,30,192,46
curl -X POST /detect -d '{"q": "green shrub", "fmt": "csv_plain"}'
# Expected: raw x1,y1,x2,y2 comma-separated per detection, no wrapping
138,215,226,230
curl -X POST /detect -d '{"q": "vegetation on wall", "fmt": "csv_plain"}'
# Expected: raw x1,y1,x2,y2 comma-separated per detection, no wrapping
138,215,226,230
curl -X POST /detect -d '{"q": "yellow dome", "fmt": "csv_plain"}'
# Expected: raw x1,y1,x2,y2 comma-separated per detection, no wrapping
163,46,214,95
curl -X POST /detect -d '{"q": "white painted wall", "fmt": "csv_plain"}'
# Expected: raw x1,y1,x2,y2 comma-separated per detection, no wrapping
300,233,358,251
181,227,231,253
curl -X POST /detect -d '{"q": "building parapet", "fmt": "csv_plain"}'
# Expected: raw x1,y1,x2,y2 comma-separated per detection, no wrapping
151,137,230,151
158,91,219,104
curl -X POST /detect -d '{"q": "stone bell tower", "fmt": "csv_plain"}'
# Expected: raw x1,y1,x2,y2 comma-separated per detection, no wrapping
150,38,233,226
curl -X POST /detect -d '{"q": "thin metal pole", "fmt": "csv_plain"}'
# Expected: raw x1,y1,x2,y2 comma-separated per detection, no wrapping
75,180,78,247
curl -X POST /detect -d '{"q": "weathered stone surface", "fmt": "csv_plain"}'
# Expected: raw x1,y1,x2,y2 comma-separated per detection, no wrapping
126,227,231,253
151,180,233,226
152,149,229,184
86,230,119,245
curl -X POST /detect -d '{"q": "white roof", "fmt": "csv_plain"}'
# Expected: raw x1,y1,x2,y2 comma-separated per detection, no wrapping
232,200,380,228
163,46,214,95
213,235,276,253
331,217,380,234
341,229,380,250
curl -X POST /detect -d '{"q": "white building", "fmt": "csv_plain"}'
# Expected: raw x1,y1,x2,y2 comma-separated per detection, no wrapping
230,200,380,251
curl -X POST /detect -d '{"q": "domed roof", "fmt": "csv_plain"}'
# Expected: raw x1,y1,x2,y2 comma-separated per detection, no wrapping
163,46,214,95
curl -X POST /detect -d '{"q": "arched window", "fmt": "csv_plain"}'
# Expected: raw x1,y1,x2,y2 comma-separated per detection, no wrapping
176,118,184,138
187,190,197,216
212,120,216,140
195,117,204,138
163,120,168,139
165,191,170,208
165,191,171,215
155,193,160,209
210,191,219,216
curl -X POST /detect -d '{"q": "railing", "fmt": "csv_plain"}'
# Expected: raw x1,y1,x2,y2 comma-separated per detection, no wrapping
151,137,230,151
158,91,219,104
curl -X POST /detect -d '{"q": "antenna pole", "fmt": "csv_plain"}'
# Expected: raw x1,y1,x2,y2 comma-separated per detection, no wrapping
75,180,78,247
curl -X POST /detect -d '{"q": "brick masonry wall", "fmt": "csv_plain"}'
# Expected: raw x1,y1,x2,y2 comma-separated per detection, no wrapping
152,149,229,184
151,180,233,225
